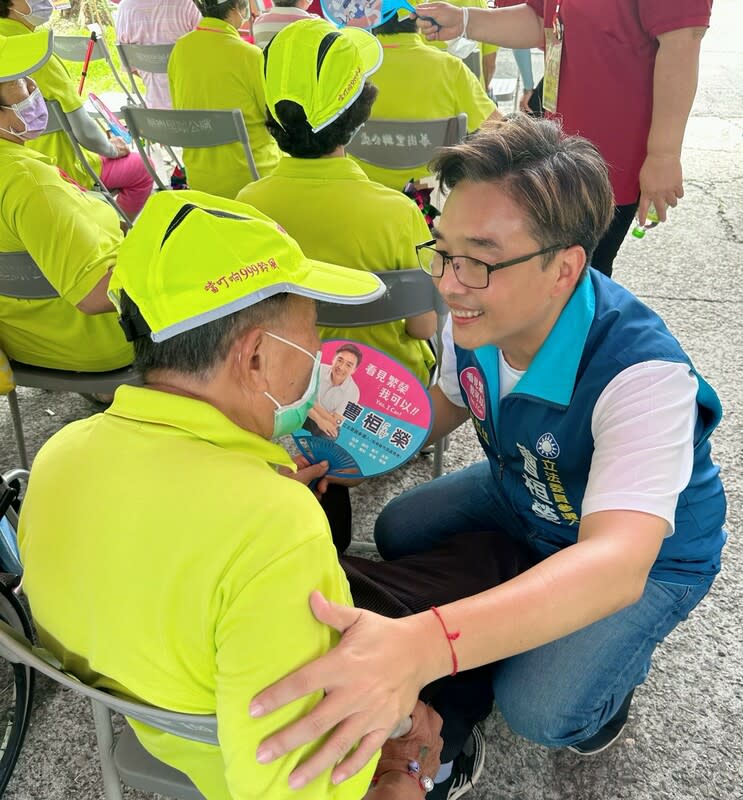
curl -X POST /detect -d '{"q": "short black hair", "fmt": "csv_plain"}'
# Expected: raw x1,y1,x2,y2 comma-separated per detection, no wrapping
120,291,291,378
193,0,243,21
0,1,12,18
335,343,362,367
265,83,378,158
372,16,418,36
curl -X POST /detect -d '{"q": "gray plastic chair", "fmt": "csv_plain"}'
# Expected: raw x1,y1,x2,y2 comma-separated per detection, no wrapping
0,620,214,800
346,114,467,172
121,105,260,190
316,269,449,480
490,77,519,112
52,34,139,107
0,251,141,469
115,42,174,108
463,50,481,79
42,99,132,229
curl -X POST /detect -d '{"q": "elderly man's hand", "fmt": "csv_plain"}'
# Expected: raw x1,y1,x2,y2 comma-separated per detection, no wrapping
367,701,444,799
280,456,329,498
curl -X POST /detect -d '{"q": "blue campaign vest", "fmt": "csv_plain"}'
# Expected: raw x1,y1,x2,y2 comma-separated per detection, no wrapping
454,270,726,582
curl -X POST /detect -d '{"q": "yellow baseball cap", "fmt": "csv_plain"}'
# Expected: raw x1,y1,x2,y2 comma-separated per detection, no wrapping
0,29,53,82
108,191,386,343
263,17,382,133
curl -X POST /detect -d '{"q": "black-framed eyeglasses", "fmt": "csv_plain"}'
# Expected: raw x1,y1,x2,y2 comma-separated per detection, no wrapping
415,240,569,289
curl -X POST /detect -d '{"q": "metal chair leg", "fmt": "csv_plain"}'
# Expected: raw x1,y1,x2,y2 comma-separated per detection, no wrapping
91,700,124,800
6,391,29,470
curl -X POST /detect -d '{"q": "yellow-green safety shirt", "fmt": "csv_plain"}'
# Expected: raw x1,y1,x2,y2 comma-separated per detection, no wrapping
425,0,499,89
354,33,497,190
0,140,132,370
168,17,280,199
18,385,378,800
238,155,434,383
0,17,103,189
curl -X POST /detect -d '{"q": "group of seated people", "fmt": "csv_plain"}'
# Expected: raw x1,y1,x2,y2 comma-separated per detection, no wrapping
167,0,497,196
0,5,727,800
0,0,499,387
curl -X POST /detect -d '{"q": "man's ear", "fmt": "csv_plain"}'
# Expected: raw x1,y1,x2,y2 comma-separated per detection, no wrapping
233,327,269,393
552,244,587,297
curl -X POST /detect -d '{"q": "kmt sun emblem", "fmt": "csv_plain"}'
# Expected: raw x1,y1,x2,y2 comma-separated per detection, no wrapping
536,432,560,459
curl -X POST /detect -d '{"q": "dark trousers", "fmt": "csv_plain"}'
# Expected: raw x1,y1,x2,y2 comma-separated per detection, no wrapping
591,201,639,278
342,531,534,761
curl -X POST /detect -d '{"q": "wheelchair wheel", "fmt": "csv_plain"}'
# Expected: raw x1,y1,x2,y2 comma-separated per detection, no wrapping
0,581,34,796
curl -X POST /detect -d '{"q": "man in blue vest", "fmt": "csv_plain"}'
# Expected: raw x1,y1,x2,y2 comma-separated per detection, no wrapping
248,115,726,795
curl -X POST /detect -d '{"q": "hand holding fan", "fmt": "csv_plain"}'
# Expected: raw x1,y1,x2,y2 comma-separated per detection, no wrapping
88,93,132,145
320,0,440,31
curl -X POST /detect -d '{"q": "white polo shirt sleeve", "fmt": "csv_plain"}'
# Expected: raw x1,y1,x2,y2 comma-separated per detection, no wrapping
583,360,698,534
438,315,468,407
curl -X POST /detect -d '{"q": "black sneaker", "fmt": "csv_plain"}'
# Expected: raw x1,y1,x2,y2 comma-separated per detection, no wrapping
427,725,485,799
567,689,635,756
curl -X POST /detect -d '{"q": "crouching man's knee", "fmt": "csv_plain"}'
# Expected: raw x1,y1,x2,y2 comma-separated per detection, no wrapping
494,679,618,748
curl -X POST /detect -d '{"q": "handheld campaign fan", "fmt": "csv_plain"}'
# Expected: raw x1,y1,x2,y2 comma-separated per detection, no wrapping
88,93,132,145
320,0,439,31
294,437,363,477
293,340,432,479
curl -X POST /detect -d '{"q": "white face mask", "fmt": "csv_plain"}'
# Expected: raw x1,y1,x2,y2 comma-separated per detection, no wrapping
16,0,54,27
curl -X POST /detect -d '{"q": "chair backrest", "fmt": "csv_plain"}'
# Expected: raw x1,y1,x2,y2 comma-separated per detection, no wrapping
0,620,219,746
346,114,467,170
463,50,481,79
115,43,174,107
53,34,108,62
0,251,58,300
53,35,139,107
42,100,132,228
41,97,65,135
116,42,173,74
490,77,518,111
315,269,439,327
121,105,259,190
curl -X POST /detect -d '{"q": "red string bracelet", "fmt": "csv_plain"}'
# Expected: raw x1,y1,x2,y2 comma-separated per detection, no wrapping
430,606,460,676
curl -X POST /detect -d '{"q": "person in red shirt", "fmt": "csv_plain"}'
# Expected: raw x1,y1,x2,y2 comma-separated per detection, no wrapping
411,0,711,278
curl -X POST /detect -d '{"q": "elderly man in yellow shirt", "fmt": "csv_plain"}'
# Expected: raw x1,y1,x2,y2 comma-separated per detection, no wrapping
0,30,132,371
238,18,436,386
168,0,280,198
18,188,441,799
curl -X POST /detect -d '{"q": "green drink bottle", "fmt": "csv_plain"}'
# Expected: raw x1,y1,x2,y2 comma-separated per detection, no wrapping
631,203,660,239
